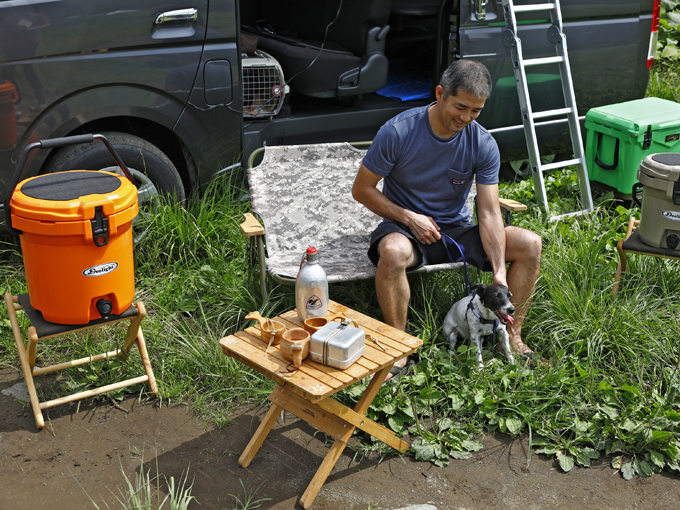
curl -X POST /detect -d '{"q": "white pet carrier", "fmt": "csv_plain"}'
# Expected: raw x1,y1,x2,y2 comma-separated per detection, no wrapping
242,50,289,118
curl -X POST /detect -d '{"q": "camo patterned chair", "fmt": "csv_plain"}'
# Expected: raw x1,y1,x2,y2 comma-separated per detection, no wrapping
241,142,524,298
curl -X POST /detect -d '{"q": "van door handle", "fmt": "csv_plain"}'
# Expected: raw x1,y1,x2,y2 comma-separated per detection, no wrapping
155,8,198,25
475,0,488,20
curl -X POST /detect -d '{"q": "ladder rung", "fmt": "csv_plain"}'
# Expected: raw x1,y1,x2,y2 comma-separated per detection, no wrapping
524,56,564,66
513,3,555,13
540,158,581,171
532,107,573,120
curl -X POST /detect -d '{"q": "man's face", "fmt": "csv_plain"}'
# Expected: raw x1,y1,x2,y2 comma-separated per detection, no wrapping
434,86,486,137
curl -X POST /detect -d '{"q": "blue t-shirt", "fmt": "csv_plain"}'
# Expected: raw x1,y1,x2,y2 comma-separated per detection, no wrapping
362,103,500,225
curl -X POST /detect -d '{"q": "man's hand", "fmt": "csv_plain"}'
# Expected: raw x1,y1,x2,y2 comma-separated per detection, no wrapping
404,211,441,245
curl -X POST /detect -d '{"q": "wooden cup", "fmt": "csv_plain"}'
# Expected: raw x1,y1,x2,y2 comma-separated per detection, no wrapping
280,328,310,366
303,314,344,334
245,311,286,345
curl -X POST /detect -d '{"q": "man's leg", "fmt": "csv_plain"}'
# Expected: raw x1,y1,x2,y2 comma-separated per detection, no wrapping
375,233,419,330
503,226,542,353
375,233,419,381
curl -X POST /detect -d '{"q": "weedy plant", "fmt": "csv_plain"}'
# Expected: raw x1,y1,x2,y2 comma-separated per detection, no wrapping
76,456,196,510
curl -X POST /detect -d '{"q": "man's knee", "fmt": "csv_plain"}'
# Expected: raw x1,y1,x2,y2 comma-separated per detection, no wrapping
377,233,417,272
506,227,542,265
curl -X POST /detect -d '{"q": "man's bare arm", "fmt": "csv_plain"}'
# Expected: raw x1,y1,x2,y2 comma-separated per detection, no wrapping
476,183,507,286
352,163,441,244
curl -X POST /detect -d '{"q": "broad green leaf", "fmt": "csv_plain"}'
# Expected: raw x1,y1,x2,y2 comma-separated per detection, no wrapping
505,415,523,435
650,450,665,469
557,453,574,472
382,401,398,415
668,11,680,24
461,440,484,452
474,391,486,405
661,45,680,58
411,440,437,462
448,393,465,411
575,450,592,467
450,450,472,460
650,430,672,443
536,446,560,456
621,462,635,480
437,417,453,432
388,414,405,434
597,404,620,420
634,458,654,477
611,456,623,470
621,418,638,432
666,410,680,423
620,384,641,395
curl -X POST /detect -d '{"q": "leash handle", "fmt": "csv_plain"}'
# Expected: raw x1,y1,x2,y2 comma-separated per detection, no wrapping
440,232,470,295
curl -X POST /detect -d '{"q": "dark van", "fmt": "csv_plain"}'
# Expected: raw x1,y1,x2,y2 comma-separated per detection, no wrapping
0,0,658,231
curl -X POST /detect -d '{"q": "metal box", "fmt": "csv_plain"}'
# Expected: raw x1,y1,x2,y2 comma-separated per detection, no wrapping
310,320,365,370
585,98,680,198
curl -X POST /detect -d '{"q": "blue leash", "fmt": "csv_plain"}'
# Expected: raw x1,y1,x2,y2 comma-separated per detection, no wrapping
440,232,470,296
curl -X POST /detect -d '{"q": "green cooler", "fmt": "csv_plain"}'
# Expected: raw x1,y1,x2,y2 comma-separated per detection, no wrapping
585,98,680,199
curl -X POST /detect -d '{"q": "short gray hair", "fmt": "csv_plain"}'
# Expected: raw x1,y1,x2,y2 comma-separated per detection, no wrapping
439,60,492,99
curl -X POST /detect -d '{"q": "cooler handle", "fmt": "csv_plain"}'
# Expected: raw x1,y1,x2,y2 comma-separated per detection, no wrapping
4,134,135,235
632,182,643,209
595,132,619,171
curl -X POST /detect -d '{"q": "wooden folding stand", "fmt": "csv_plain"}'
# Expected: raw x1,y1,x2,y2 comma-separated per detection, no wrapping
613,217,680,293
220,301,422,508
4,293,157,429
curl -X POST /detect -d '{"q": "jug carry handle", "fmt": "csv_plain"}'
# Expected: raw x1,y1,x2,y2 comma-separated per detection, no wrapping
595,132,620,171
4,134,135,235
632,182,643,209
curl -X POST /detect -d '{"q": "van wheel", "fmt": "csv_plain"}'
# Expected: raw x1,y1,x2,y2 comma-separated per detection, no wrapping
44,131,186,203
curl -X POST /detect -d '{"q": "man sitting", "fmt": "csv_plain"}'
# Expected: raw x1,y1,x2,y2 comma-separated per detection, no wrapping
352,60,543,382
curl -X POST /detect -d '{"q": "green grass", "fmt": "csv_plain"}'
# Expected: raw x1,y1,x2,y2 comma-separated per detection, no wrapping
3,61,680,482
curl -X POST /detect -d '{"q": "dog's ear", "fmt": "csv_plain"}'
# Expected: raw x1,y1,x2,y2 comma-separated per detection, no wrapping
470,283,486,296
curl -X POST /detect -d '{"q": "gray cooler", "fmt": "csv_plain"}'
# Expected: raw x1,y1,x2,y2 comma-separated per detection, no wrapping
637,153,680,250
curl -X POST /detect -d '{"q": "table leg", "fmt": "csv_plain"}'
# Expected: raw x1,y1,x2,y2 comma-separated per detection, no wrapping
299,363,395,508
239,400,284,468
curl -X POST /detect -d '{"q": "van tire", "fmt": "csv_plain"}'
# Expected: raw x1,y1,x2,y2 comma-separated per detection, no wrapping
44,131,186,203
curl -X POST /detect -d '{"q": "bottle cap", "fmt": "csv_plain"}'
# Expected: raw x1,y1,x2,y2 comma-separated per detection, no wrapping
306,247,317,254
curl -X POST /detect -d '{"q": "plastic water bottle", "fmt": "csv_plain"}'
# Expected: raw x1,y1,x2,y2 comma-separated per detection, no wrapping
296,247,329,322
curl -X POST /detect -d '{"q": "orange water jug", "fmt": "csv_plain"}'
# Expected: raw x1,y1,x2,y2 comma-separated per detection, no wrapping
5,134,138,324
0,80,19,149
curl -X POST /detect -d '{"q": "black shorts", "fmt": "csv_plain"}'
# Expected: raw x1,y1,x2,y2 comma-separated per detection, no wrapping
368,221,493,272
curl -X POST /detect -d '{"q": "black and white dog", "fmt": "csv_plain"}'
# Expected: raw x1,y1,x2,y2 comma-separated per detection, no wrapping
443,283,516,367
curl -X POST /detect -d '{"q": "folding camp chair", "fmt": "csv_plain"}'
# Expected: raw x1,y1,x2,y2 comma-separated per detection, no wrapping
241,142,526,298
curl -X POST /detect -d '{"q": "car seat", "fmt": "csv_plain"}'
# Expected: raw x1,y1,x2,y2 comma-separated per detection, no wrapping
245,0,392,98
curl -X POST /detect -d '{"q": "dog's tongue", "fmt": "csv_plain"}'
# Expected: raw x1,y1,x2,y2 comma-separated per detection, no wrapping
500,313,514,325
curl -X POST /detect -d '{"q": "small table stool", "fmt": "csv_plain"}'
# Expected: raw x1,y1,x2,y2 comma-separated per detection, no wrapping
220,301,422,509
4,292,158,429
614,217,680,292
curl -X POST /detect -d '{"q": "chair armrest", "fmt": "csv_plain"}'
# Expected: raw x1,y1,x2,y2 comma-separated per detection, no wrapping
240,213,265,237
499,198,527,212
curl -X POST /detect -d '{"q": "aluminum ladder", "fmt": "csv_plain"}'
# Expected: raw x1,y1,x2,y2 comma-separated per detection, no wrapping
501,0,593,221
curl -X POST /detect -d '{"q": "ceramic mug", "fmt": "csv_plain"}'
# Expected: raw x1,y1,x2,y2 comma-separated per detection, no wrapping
280,328,310,366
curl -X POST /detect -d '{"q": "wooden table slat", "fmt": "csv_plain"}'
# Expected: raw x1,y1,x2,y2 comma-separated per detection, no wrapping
242,326,354,385
226,333,334,397
328,302,423,348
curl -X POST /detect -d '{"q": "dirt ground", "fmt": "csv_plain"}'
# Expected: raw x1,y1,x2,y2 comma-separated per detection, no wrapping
2,367,679,510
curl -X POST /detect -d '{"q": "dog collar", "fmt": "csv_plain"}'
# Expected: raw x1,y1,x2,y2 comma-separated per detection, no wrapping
466,290,499,336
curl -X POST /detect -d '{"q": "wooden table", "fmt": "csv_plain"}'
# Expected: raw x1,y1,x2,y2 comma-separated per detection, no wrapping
219,301,422,508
